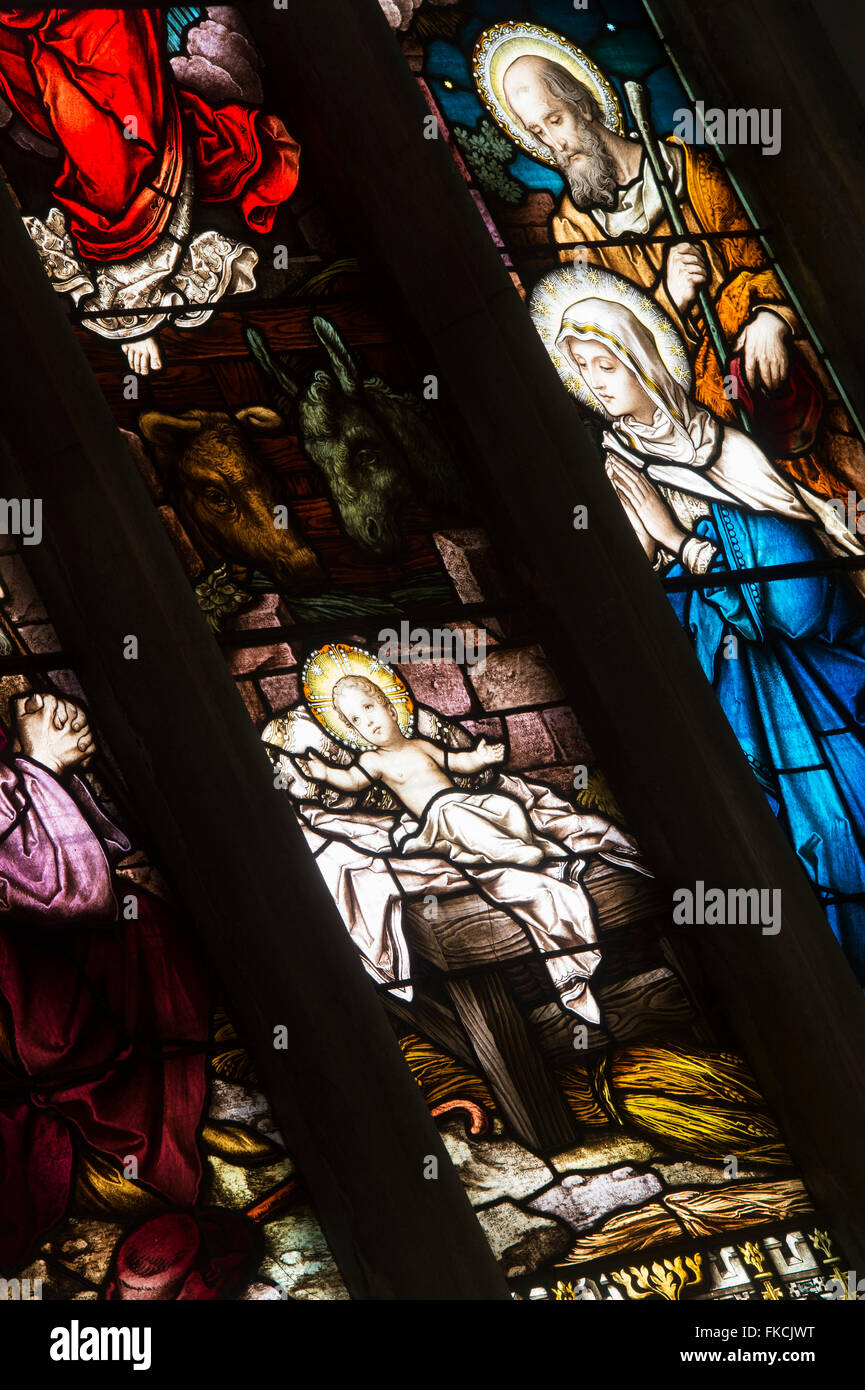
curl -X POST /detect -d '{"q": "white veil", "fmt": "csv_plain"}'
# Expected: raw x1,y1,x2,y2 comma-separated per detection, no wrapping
556,296,862,555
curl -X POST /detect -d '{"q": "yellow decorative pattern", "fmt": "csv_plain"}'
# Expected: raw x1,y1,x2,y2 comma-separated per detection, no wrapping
611,1254,703,1301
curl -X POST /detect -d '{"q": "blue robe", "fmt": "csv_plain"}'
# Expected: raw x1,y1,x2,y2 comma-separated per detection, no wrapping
666,503,865,983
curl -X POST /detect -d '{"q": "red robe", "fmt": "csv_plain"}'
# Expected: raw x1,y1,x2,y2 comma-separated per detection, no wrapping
0,734,211,1272
0,9,300,262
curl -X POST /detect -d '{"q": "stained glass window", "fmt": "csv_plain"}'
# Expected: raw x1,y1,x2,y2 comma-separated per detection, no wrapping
0,542,344,1301
386,0,865,990
0,3,854,1306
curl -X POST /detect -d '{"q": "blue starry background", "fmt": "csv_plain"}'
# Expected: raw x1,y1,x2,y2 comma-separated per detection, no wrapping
424,0,688,197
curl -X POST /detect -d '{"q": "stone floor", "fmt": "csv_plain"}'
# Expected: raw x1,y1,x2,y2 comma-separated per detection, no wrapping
9,1080,767,1299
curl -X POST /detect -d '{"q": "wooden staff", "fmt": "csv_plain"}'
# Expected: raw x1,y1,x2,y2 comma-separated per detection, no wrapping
624,80,754,435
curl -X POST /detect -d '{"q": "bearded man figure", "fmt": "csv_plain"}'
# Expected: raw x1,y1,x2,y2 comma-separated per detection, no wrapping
502,53,850,503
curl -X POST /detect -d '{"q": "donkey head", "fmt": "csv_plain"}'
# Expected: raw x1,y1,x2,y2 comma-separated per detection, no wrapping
246,316,465,559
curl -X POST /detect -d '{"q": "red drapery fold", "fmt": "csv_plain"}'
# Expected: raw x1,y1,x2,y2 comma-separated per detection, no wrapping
0,8,300,261
0,888,212,1271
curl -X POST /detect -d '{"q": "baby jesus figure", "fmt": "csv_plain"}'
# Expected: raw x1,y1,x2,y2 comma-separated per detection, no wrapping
283,646,655,1021
299,674,569,869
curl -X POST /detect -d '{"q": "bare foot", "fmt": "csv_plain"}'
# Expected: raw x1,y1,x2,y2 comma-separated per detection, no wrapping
122,336,163,375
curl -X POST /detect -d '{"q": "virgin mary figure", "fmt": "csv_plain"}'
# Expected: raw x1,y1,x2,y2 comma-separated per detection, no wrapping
555,293,865,984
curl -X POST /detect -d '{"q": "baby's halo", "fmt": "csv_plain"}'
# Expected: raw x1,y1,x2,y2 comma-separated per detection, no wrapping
302,643,415,751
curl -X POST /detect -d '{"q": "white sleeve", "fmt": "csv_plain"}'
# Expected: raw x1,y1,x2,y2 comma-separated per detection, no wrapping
680,536,718,575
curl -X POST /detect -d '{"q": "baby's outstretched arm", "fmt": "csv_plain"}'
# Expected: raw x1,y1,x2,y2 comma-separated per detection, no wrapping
447,738,506,774
298,751,372,792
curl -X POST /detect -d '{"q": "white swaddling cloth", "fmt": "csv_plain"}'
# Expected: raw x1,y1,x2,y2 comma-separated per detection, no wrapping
391,787,605,1020
392,788,567,867
281,742,650,1024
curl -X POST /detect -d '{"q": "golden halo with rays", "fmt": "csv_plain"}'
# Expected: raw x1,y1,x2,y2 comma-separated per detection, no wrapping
529,263,692,410
301,643,415,751
472,22,624,169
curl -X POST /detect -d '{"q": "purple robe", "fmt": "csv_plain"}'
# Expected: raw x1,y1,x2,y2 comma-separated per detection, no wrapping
0,739,211,1272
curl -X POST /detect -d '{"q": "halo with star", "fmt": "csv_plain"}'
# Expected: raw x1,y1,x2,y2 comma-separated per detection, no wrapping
472,22,625,169
301,643,415,751
529,263,693,411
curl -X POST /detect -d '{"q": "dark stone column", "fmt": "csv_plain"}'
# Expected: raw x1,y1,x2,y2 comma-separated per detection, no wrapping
247,0,865,1264
0,187,508,1299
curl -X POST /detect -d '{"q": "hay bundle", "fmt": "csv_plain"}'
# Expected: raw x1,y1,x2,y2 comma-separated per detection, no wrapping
558,1045,787,1165
397,1033,496,1112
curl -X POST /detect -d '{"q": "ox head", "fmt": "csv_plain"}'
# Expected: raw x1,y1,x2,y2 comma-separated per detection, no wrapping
139,407,323,592
246,317,466,560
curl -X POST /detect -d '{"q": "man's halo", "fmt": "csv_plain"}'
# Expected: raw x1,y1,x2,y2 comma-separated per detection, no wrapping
473,22,625,169
302,642,415,751
529,264,692,410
